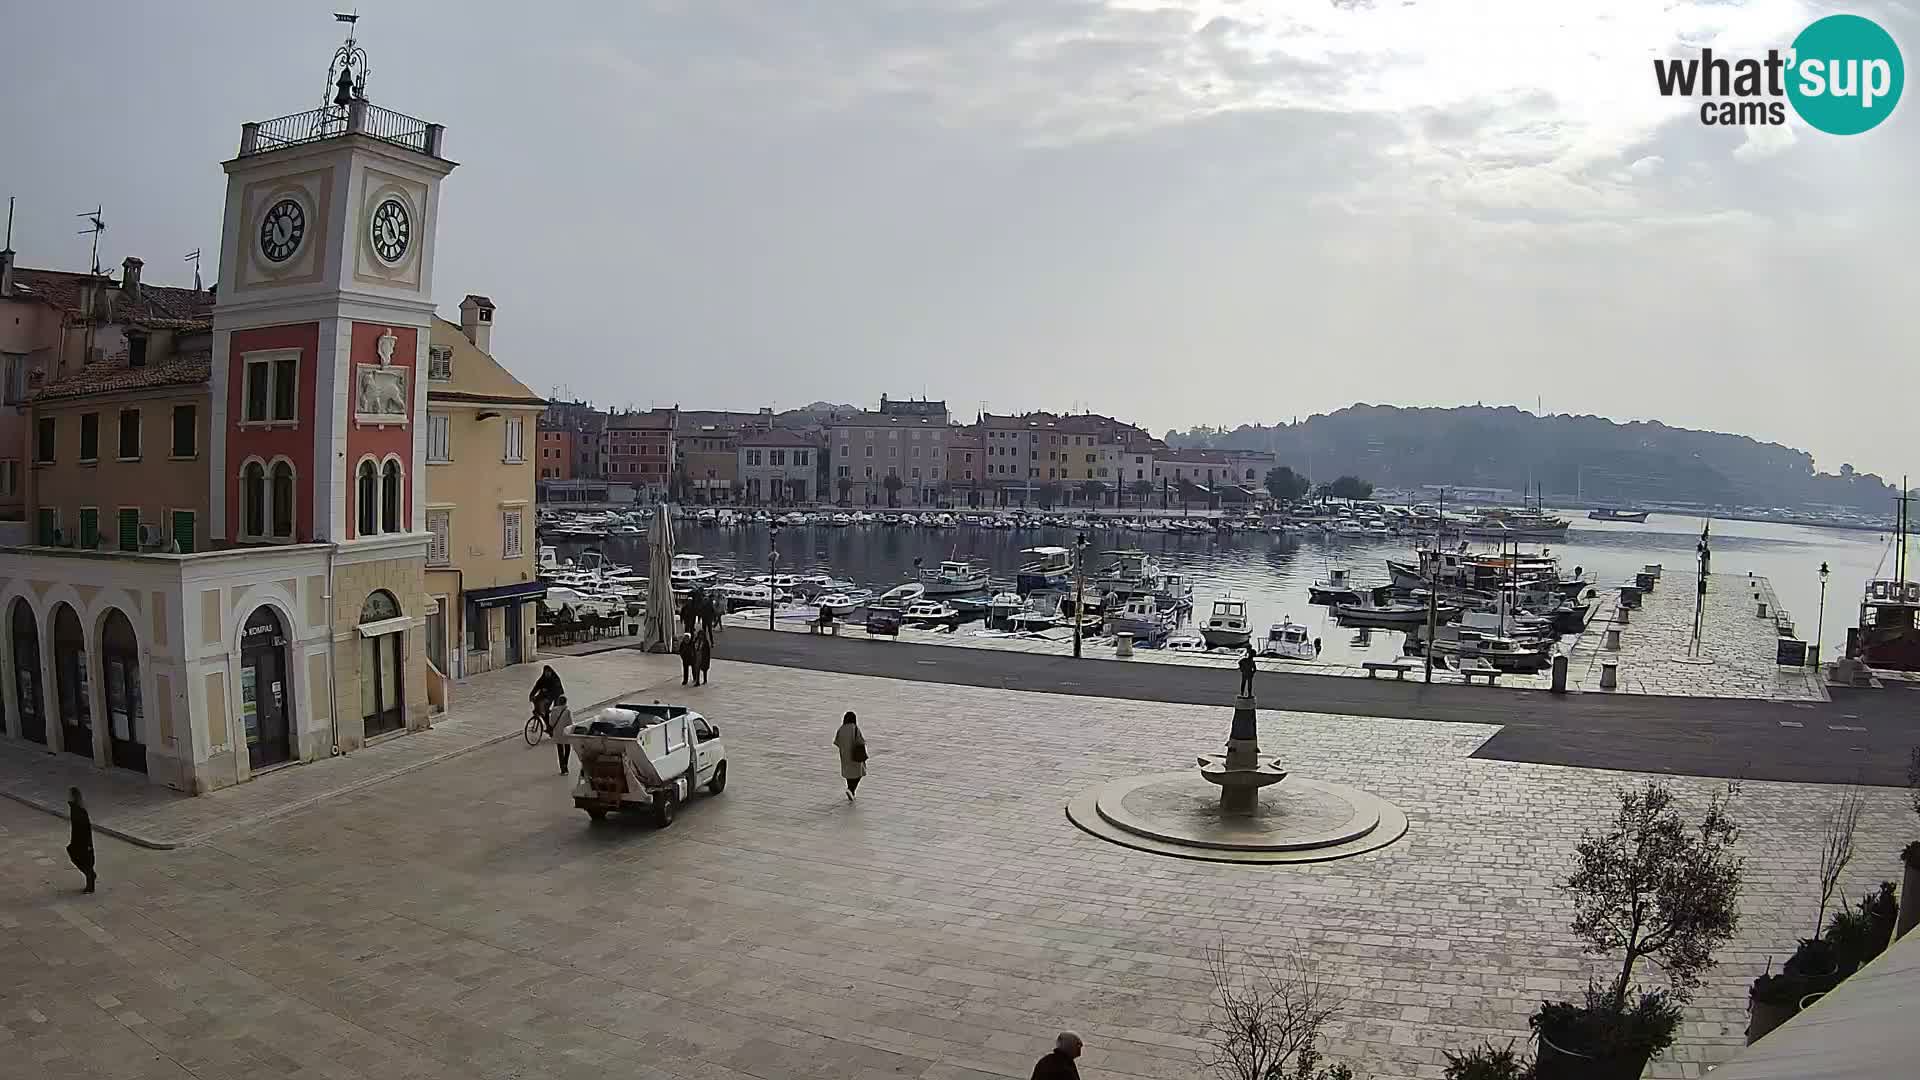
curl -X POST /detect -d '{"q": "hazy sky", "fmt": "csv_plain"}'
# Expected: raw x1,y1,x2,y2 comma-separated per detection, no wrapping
3,2,1914,475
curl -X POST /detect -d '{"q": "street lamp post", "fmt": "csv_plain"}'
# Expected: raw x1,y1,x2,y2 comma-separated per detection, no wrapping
1815,560,1830,666
1073,531,1089,658
767,522,780,631
1424,487,1446,683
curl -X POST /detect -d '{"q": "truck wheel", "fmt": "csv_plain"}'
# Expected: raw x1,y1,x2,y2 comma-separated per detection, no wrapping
586,808,608,822
652,791,676,828
708,762,728,795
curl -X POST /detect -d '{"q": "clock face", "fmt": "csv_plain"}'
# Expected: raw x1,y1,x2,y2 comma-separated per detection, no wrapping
259,199,305,263
369,198,411,264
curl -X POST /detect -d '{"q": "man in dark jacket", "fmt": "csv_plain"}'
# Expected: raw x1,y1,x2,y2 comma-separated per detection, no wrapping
693,632,712,686
1031,1033,1082,1080
678,633,697,685
67,787,96,894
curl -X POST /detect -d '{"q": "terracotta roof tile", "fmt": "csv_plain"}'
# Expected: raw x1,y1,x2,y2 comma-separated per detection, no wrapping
32,355,210,403
739,427,819,448
8,267,212,328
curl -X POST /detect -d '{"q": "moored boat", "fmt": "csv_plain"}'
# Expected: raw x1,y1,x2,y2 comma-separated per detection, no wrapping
1260,620,1319,661
1201,595,1253,648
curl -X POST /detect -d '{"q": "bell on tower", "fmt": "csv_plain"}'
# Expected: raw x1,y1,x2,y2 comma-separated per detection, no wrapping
324,12,370,113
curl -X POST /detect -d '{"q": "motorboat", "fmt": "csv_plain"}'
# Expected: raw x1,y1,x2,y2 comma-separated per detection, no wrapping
987,591,1026,629
542,585,625,619
752,573,800,592
791,573,834,596
669,553,719,590
815,589,873,617
1335,586,1458,629
1016,546,1074,594
717,582,775,610
829,513,852,527
1093,550,1165,597
919,559,991,596
1106,594,1174,641
874,581,927,607
1415,625,1551,672
1007,593,1066,632
1308,568,1362,605
1260,621,1319,660
902,600,958,625
1201,595,1253,649
1165,632,1209,652
1587,508,1650,523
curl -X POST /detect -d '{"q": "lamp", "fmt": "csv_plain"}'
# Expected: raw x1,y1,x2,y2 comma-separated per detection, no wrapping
1815,561,1830,667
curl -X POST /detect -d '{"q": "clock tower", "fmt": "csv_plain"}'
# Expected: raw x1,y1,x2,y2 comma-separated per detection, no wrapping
210,17,455,747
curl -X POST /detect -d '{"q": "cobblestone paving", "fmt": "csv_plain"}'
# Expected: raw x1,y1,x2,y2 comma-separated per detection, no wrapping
1,659,1909,1080
0,652,682,847
1561,574,1825,701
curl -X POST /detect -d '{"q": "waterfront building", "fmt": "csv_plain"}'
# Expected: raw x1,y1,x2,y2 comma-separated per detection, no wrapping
975,410,1156,506
606,408,675,501
828,396,949,507
0,27,453,791
424,304,545,680
945,431,983,506
738,427,817,504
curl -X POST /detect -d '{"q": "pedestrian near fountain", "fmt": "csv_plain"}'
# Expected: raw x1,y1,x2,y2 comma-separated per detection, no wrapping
1238,643,1256,697
67,787,96,894
693,632,712,686
1031,1033,1083,1080
834,711,867,800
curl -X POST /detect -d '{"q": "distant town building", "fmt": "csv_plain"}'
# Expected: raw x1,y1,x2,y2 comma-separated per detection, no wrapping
606,408,676,501
738,428,817,504
828,397,950,507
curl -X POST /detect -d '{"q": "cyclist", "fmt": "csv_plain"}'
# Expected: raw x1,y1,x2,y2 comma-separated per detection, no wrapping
529,665,572,774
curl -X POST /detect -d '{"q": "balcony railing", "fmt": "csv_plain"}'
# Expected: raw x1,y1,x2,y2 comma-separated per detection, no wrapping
242,103,443,158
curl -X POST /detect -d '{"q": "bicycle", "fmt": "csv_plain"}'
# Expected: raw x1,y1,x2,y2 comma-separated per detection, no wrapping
524,707,548,747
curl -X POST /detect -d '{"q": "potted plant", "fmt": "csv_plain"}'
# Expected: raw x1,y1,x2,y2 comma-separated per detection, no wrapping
1533,781,1742,1080
1443,1040,1531,1080
1745,967,1807,1045
1784,936,1845,996
1862,882,1898,961
1824,907,1874,976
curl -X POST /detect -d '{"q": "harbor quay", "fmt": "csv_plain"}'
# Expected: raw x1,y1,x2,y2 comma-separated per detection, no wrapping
2,654,1914,1080
720,565,1828,703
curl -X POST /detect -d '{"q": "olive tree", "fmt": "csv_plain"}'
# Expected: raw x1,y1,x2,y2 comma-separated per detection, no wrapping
1563,780,1743,1006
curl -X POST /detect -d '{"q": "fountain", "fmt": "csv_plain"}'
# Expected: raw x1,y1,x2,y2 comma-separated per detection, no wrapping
1066,681,1408,864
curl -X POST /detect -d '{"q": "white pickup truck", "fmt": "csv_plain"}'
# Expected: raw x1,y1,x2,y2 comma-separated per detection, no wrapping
555,703,728,825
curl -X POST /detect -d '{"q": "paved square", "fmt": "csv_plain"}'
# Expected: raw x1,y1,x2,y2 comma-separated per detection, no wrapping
1,658,1910,1080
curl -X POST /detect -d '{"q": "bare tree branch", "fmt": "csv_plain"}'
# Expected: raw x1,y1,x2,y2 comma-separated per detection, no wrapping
1197,942,1351,1080
1816,785,1867,934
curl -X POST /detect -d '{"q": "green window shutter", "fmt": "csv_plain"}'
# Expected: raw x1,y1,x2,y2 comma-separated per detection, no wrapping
78,509,99,549
36,508,55,545
171,510,195,554
118,508,140,551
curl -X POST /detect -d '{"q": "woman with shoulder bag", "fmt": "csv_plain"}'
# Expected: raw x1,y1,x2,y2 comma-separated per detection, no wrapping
834,711,868,800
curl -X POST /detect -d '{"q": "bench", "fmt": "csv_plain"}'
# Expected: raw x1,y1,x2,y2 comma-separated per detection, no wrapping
1363,660,1419,680
1456,658,1500,685
807,618,840,636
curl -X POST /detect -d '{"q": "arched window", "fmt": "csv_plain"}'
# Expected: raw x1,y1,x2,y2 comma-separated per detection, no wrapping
381,460,402,533
361,590,400,622
359,590,404,736
270,461,294,538
356,460,378,536
242,461,266,538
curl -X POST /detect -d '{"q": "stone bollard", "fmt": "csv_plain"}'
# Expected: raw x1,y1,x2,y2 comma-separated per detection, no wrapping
1115,632,1134,658
1605,628,1622,651
1618,605,1631,625
1636,572,1655,592
1550,653,1569,694
1600,661,1619,690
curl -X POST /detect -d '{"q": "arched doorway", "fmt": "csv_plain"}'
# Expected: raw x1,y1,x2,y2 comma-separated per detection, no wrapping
51,603,92,760
359,590,405,737
10,599,45,744
100,610,146,773
241,606,293,769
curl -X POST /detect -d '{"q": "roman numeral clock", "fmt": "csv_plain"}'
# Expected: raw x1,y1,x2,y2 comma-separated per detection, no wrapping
368,196,410,264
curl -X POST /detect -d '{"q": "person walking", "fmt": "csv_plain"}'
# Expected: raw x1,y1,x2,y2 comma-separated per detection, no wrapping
67,787,96,894
1237,643,1256,697
693,632,712,687
700,591,721,639
1031,1033,1083,1080
546,693,575,775
833,711,867,800
678,633,697,685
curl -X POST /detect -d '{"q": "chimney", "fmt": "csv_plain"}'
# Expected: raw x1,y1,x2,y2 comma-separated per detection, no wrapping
0,247,13,298
121,257,143,303
459,294,494,352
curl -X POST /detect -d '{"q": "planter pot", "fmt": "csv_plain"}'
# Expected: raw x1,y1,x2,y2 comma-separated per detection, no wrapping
1900,856,1920,940
1746,990,1801,1045
1535,1031,1654,1080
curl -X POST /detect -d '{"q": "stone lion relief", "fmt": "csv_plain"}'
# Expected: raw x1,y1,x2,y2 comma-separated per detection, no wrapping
355,364,408,422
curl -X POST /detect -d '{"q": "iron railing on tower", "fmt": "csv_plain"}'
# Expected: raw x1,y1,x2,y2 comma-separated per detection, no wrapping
241,102,441,158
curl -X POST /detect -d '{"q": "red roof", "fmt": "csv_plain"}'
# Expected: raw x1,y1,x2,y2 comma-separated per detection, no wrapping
33,355,210,403
8,268,212,329
739,427,819,448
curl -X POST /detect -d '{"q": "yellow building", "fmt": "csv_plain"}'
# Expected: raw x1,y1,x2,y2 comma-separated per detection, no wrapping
423,298,544,681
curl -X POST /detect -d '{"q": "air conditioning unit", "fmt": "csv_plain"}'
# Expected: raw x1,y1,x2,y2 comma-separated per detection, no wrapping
138,524,164,551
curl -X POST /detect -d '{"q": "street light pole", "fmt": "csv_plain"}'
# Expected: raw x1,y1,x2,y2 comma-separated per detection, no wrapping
1073,531,1089,658
1425,487,1445,683
1816,560,1830,666
767,522,780,631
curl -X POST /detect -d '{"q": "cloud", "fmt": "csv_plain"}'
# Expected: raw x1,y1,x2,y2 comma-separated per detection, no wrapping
1733,122,1798,160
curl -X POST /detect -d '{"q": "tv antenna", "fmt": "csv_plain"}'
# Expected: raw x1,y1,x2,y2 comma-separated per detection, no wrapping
76,206,106,275
184,248,203,291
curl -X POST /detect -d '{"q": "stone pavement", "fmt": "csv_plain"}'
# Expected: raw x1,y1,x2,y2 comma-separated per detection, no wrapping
1560,573,1825,702
1,656,1911,1080
0,651,680,848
